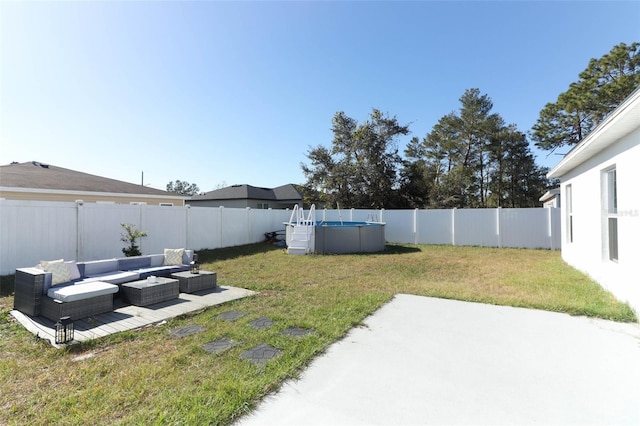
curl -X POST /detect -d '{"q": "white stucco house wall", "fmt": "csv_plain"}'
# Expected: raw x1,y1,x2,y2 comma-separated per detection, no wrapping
548,88,640,316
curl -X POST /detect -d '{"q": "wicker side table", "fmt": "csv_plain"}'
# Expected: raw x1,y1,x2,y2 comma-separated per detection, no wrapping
121,277,179,306
171,271,217,293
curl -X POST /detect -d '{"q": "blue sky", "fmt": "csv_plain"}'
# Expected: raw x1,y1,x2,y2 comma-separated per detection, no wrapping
2,1,639,192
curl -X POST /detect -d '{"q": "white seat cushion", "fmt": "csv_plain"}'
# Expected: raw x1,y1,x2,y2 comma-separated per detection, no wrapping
47,281,118,302
82,271,140,284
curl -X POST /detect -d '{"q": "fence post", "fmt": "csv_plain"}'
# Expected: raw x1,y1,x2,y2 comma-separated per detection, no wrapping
185,205,190,249
139,203,147,254
547,208,556,250
497,207,503,248
451,208,456,246
219,206,224,248
414,208,419,245
76,200,84,261
268,207,273,234
246,207,252,244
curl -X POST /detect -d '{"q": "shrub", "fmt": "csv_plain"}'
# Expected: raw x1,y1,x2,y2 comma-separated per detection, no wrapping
120,223,148,257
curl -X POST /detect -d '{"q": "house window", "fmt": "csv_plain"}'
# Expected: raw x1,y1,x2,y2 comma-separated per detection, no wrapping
603,168,618,262
257,203,269,209
565,184,573,243
159,203,174,207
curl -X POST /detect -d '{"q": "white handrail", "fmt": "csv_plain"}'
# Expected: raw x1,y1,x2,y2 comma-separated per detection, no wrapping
305,204,316,226
299,205,307,224
288,204,316,226
288,204,299,224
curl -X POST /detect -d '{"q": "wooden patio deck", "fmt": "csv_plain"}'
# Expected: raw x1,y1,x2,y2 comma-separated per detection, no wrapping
10,285,256,348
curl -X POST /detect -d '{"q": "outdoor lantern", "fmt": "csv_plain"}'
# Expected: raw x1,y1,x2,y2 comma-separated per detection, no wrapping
190,253,200,274
55,316,74,344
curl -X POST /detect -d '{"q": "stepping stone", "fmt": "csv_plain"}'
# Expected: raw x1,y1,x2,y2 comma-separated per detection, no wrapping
217,310,247,322
202,338,237,354
281,326,314,337
241,344,282,365
169,324,206,339
249,317,274,329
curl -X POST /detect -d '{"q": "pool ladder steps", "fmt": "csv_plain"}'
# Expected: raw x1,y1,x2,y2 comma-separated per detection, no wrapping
287,205,315,255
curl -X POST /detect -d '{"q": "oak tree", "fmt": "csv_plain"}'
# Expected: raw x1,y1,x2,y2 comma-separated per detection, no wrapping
302,109,410,208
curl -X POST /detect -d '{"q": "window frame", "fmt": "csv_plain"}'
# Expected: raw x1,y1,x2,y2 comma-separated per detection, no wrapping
602,167,618,262
565,184,573,244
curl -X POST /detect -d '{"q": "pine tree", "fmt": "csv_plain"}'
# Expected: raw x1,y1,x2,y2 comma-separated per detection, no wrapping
533,42,640,152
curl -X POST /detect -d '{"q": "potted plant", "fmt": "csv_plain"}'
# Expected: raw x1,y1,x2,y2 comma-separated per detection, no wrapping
120,223,147,257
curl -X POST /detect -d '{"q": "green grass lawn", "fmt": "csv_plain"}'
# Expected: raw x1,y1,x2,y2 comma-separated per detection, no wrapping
0,244,636,425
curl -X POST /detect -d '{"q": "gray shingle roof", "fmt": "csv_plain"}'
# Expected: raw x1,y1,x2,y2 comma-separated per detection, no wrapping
191,184,302,201
0,161,175,196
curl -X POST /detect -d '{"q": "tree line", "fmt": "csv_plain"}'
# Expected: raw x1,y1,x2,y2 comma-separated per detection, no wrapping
302,89,549,209
301,42,639,209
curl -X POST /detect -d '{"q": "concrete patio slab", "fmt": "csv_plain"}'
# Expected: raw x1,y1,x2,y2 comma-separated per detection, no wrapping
235,294,640,425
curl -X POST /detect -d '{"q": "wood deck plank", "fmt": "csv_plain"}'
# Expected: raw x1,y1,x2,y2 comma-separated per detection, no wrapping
97,311,148,329
10,286,255,347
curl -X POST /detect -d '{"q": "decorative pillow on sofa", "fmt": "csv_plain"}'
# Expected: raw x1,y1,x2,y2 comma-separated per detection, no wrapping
164,248,185,266
66,261,81,281
40,259,72,285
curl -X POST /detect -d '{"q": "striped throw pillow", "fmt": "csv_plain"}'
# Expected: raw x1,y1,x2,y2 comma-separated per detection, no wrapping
41,259,72,285
164,248,184,266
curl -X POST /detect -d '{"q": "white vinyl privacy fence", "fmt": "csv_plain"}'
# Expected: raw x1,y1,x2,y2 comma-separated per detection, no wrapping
0,199,560,275
315,207,560,249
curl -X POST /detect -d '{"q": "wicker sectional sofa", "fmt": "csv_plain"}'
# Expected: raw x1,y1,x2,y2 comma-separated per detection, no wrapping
14,249,194,322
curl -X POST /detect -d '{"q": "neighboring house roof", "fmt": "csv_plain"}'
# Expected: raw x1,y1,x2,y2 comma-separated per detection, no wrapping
190,184,302,202
548,88,640,178
539,189,560,203
0,161,180,198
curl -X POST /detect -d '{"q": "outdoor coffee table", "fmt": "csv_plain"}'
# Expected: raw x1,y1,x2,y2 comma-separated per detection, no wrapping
171,270,217,293
120,277,179,306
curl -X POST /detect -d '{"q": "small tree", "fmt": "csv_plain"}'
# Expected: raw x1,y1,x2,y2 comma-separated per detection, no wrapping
120,223,147,257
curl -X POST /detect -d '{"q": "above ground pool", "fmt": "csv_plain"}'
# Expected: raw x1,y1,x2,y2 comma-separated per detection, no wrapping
285,221,386,254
